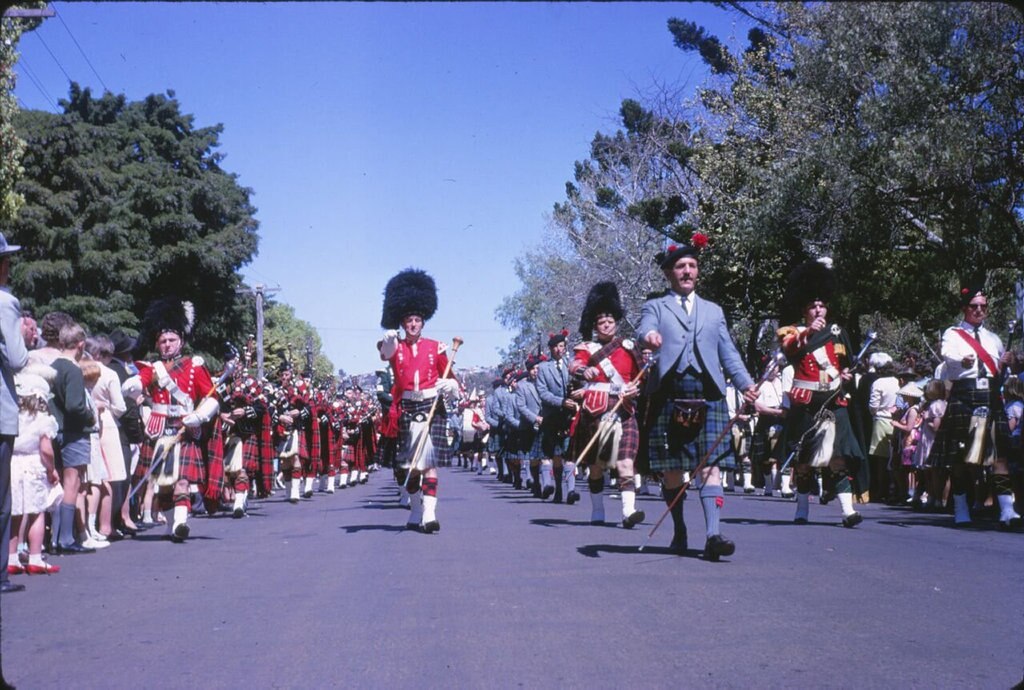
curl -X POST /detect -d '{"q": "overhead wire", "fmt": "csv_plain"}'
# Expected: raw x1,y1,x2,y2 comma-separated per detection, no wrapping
32,27,74,85
55,4,109,92
15,56,58,111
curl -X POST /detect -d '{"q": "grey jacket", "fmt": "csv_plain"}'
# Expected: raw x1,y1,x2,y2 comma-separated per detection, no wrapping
0,288,27,436
514,379,542,426
637,291,754,397
536,359,570,412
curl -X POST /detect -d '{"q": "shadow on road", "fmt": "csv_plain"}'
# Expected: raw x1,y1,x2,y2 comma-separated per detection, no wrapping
530,517,609,528
340,523,409,534
576,543,700,560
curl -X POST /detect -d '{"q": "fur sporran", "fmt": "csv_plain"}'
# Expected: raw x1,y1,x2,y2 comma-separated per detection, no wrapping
964,407,992,466
223,436,244,474
152,436,181,488
805,411,836,468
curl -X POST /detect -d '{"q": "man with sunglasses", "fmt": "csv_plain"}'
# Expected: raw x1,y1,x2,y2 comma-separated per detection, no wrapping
938,286,1019,529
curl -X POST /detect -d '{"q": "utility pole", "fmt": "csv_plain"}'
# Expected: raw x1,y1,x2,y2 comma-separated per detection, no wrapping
304,334,314,378
237,283,279,381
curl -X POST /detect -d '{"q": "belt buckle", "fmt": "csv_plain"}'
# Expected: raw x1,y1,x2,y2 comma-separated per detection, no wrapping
976,378,989,391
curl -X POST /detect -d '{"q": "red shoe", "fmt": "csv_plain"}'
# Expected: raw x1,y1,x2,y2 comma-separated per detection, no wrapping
6,563,24,575
25,563,60,575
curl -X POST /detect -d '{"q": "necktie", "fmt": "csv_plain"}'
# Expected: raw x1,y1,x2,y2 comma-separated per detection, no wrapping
973,327,986,376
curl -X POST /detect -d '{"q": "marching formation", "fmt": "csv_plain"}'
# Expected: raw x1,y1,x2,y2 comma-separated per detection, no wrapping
1,231,1023,599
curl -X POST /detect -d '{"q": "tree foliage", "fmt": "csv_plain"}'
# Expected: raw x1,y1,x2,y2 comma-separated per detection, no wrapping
0,9,45,222
262,301,335,383
10,84,260,356
502,2,1024,362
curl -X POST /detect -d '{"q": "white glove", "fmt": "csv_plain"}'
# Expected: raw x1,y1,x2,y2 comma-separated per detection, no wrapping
437,378,459,397
183,397,221,428
379,330,399,359
182,413,202,428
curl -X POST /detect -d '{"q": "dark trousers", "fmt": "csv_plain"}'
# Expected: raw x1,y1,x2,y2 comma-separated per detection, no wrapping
0,435,14,585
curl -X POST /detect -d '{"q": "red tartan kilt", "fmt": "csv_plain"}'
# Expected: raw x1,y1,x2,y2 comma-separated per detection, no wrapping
241,436,261,473
135,438,206,485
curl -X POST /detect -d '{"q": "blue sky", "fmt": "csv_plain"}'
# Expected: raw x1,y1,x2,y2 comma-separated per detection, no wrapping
13,2,743,374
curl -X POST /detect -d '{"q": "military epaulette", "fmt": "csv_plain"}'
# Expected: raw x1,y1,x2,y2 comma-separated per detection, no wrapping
192,355,205,368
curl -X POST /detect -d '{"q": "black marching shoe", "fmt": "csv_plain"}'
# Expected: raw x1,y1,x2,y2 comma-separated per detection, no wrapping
669,528,688,556
171,522,190,543
422,520,440,534
542,486,555,500
566,491,580,505
621,510,646,529
999,516,1023,531
841,512,863,528
703,534,735,562
1,581,26,594
232,507,245,519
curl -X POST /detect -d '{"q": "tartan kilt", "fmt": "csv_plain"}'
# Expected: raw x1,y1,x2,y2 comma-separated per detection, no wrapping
518,423,545,460
750,418,782,466
486,427,503,454
773,400,863,467
136,431,206,485
376,435,397,467
571,396,639,467
397,397,452,469
934,384,1009,467
646,395,733,472
239,433,261,474
503,426,522,460
540,407,572,458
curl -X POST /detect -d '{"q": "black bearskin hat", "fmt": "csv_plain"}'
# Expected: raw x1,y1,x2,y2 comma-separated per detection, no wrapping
579,282,624,338
380,268,438,330
780,258,836,324
141,297,194,345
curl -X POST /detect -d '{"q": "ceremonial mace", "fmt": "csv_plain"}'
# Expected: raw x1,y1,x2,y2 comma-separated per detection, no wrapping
571,358,655,466
126,361,237,502
403,336,464,487
639,351,785,552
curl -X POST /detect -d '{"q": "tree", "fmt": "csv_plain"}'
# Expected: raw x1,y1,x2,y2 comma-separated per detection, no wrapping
497,96,703,357
261,301,335,383
679,2,1024,346
0,7,45,222
10,84,260,355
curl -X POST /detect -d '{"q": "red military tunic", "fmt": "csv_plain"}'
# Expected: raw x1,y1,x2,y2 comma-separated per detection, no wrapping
778,325,849,408
568,338,642,465
135,355,219,487
390,338,449,398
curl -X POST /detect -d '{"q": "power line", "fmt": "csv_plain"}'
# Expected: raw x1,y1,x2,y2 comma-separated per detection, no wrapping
16,56,58,111
55,5,109,92
32,27,74,85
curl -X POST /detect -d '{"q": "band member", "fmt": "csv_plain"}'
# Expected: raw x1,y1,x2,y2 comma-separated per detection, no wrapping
515,354,553,499
536,329,580,504
219,350,271,518
937,284,1019,528
638,238,757,559
378,268,459,533
273,362,308,504
125,298,223,542
569,282,645,529
774,259,865,528
484,377,507,480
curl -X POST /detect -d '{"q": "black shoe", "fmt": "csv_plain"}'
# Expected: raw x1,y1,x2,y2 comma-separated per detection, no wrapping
0,581,26,594
820,490,836,506
302,491,314,499
794,517,808,525
622,510,646,529
232,507,245,519
842,512,863,528
703,535,735,562
56,543,96,555
119,525,138,537
542,486,555,500
405,522,421,532
780,491,794,499
552,497,563,504
171,523,190,542
566,491,580,505
288,497,299,504
743,487,756,494
422,520,440,534
669,529,688,556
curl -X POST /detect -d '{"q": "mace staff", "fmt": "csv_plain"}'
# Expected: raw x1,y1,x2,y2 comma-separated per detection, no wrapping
639,351,784,552
403,337,464,487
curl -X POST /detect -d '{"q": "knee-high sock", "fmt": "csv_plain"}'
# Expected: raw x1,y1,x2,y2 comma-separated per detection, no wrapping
662,485,685,539
422,477,438,523
699,484,724,538
795,492,810,521
621,487,637,518
57,502,77,547
589,476,604,521
564,462,577,494
994,474,1019,521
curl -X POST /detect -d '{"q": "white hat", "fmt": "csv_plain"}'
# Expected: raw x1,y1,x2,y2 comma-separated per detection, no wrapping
15,364,55,399
897,382,923,399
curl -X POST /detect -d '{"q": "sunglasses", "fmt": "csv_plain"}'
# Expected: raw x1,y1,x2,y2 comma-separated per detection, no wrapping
966,303,988,311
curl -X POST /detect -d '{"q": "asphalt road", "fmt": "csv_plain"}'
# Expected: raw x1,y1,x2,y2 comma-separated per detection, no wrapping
2,467,1022,689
